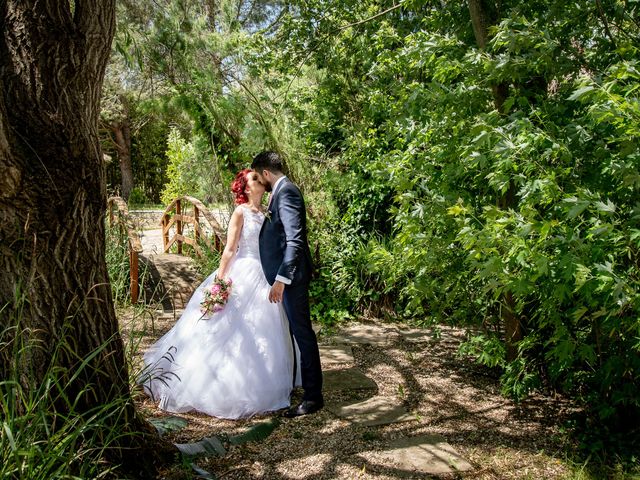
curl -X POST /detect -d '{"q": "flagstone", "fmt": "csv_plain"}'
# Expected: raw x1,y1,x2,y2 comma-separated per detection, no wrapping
332,324,400,345
148,415,188,436
396,327,435,343
397,326,462,343
323,367,377,392
327,396,416,426
175,436,226,457
319,345,354,368
139,227,164,255
362,434,473,475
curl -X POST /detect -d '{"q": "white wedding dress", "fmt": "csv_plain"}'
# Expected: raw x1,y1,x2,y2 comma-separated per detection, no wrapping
141,205,299,419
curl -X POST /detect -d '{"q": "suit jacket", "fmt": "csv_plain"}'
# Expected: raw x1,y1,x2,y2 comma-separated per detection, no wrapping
259,178,313,286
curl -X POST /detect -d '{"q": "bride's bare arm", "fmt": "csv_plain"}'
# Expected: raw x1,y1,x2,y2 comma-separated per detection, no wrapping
216,207,244,279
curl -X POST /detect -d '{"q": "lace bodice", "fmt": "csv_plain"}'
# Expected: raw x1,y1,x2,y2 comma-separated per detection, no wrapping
236,205,265,260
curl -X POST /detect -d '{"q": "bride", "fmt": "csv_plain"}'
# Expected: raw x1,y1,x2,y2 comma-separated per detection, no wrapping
141,169,299,419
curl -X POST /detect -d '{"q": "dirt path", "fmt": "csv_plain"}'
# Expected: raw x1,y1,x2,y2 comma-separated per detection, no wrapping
121,311,576,479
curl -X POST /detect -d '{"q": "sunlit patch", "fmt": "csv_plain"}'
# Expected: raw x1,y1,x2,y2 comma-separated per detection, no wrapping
317,419,347,434
275,453,333,478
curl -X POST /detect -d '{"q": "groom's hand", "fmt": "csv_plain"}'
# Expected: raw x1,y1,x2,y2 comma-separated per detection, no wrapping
269,281,285,303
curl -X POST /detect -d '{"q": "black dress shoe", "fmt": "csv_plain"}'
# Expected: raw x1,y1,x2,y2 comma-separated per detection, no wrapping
283,399,324,418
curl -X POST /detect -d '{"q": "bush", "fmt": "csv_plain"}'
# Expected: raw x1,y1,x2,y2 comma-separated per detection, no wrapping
160,128,201,205
127,187,149,206
279,1,640,458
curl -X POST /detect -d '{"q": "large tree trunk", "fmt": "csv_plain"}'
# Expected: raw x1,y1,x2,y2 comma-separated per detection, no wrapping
467,0,521,361
0,1,171,475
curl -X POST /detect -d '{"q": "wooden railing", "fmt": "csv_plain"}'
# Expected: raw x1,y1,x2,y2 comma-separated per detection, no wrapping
160,196,226,256
107,196,143,304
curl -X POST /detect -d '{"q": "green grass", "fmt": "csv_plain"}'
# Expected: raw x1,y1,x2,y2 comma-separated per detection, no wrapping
562,455,640,480
0,235,160,479
0,317,134,479
106,221,152,307
106,222,132,306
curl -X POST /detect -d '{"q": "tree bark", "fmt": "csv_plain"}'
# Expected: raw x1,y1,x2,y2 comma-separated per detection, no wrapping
111,116,134,201
467,0,521,361
0,1,172,475
467,0,508,113
205,0,218,29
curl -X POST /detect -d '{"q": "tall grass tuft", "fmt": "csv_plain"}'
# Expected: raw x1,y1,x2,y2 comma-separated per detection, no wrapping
106,220,133,307
106,220,151,308
1,301,138,479
191,238,223,278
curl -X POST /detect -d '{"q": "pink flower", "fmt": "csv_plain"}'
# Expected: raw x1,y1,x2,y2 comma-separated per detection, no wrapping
199,277,233,319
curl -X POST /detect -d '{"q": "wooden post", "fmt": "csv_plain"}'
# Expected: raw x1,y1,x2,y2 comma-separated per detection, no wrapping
162,215,169,253
130,248,139,304
194,204,200,246
176,199,182,255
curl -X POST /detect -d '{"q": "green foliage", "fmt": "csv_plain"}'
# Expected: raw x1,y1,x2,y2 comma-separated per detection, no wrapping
459,334,506,369
161,128,206,204
109,0,640,460
105,221,132,307
306,183,395,324
0,307,132,479
191,240,223,278
129,109,175,203
309,265,352,327
105,220,151,308
267,0,640,459
127,187,149,206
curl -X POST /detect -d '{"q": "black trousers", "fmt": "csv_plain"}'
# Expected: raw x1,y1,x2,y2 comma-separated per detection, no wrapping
282,282,323,401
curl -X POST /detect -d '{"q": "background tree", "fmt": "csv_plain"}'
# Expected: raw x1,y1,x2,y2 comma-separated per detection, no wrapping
102,90,135,201
0,1,170,474
101,54,178,205
265,0,640,456
113,0,306,204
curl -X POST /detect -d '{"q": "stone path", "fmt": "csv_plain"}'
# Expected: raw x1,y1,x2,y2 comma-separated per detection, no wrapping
331,323,400,345
318,345,354,367
323,367,379,392
130,211,473,476
318,325,474,476
139,227,164,255
361,434,474,476
327,396,416,427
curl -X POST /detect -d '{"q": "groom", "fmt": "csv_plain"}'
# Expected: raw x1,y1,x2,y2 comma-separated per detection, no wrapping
251,151,324,417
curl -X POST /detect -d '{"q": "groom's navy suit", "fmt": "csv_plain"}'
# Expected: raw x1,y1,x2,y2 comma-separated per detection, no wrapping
259,177,323,402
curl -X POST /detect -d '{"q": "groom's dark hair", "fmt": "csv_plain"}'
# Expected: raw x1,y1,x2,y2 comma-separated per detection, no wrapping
251,151,284,173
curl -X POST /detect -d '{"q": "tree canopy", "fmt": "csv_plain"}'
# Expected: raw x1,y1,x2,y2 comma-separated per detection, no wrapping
112,0,640,456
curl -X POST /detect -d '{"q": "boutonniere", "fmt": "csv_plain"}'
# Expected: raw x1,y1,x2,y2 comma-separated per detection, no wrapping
264,210,272,222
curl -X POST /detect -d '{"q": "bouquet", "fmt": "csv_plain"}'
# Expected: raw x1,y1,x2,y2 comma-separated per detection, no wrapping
200,277,233,317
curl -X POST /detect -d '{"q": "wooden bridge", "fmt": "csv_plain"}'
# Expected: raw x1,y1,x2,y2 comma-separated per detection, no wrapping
107,196,228,311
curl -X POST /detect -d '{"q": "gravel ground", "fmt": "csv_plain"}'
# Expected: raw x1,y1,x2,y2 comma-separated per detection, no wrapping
121,310,577,480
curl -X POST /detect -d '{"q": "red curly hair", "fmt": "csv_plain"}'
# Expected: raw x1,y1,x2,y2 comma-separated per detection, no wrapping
231,168,252,205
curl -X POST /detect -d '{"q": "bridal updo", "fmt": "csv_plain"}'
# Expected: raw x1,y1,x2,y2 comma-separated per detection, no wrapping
231,168,252,205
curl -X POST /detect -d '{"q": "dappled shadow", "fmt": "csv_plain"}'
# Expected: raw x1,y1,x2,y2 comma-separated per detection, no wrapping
139,254,173,310
124,313,574,479
139,253,203,311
